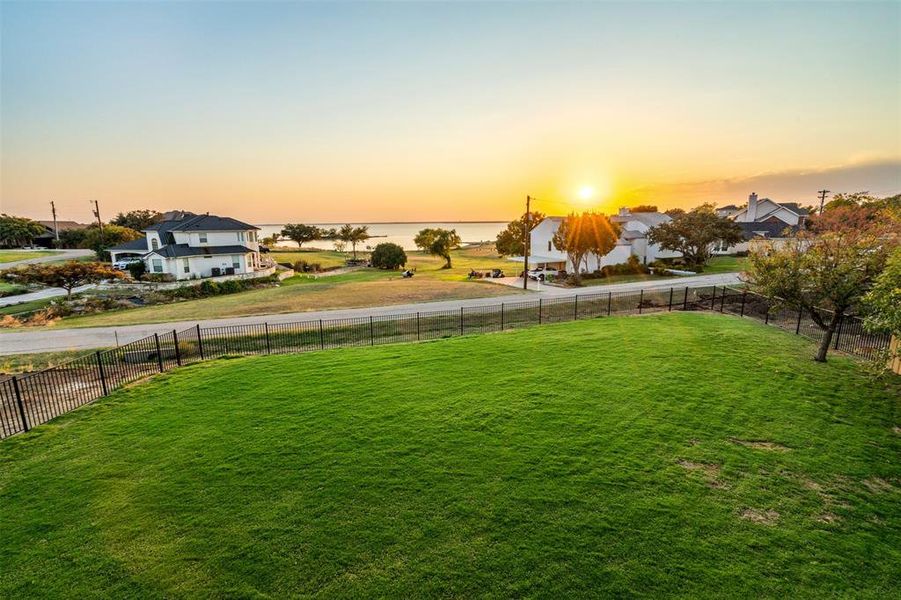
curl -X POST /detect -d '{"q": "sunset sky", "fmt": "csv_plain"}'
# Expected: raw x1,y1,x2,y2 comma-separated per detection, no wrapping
2,1,899,223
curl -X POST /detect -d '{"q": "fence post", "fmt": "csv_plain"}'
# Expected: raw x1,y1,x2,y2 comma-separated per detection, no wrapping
740,291,747,318
833,314,844,350
764,305,770,325
460,307,465,335
607,291,612,316
710,286,717,310
173,330,182,366
538,299,543,324
417,312,421,340
720,288,726,313
668,287,674,312
319,320,325,349
500,304,505,330
683,287,689,311
795,307,803,334
96,351,109,396
11,376,29,432
264,323,272,355
574,295,579,320
196,324,205,360
370,316,375,345
638,289,643,314
154,333,164,372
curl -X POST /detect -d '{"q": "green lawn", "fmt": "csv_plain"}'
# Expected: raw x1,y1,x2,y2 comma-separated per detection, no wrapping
0,250,62,264
702,255,747,273
31,245,521,329
1,313,898,597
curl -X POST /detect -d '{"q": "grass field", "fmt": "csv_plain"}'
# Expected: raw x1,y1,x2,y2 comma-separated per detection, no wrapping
701,255,747,273
1,313,898,597
41,245,522,328
0,250,62,264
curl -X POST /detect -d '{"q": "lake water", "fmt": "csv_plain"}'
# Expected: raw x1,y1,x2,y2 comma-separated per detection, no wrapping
255,222,507,251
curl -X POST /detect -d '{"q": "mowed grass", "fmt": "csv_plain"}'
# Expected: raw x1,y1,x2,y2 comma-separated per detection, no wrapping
1,313,898,597
0,250,62,264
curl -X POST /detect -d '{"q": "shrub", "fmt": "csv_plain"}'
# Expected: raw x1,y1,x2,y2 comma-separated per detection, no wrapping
127,261,146,280
292,260,321,273
370,243,407,269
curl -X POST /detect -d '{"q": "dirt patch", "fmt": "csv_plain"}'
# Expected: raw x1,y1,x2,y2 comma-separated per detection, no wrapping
801,478,823,492
893,426,901,435
863,478,894,493
687,438,701,446
729,438,790,452
816,513,841,524
740,508,780,525
678,460,721,477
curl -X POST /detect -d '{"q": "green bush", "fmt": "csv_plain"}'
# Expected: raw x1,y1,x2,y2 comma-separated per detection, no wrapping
127,261,146,280
370,243,407,269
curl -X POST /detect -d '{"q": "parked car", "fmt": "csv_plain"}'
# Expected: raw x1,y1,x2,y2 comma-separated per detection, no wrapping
527,267,559,281
113,257,144,270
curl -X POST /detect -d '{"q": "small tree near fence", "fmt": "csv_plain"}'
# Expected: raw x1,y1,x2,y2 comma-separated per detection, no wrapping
745,231,893,362
7,261,125,298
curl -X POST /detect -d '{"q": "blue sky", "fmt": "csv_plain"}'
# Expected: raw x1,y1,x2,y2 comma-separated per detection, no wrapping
2,1,899,222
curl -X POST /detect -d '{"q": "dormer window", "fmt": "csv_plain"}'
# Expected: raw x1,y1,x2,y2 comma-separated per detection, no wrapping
199,233,208,244
151,238,158,250
238,232,245,242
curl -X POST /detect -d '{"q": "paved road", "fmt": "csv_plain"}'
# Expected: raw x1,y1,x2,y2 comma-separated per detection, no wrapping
0,250,97,309
0,272,740,355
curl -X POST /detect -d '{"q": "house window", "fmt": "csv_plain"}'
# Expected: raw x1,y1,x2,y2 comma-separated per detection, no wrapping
151,238,158,250
232,255,240,269
152,259,163,273
548,241,552,252
237,232,245,242
199,233,208,244
182,259,190,273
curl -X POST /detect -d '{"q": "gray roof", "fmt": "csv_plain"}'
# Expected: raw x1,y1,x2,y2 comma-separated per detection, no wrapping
107,238,149,252
737,221,800,240
611,212,670,227
778,202,808,215
147,244,254,258
146,213,259,233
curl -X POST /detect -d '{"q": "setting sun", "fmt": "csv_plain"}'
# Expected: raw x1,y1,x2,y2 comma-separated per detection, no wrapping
577,186,596,202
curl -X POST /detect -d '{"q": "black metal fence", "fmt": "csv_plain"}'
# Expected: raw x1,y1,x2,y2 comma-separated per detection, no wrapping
0,284,894,439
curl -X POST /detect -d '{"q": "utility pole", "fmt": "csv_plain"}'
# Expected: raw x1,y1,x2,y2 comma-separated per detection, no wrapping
522,195,531,290
50,201,60,245
91,199,104,245
817,189,830,215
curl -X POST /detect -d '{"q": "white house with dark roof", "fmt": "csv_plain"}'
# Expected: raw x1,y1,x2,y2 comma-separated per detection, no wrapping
108,213,265,280
714,193,807,253
513,209,680,274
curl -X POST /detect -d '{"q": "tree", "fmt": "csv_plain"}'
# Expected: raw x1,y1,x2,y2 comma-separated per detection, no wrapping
745,231,893,362
551,212,621,284
8,261,125,298
280,224,323,249
647,204,744,270
495,211,545,256
337,224,371,259
79,224,143,260
261,233,281,246
0,214,46,248
414,228,462,268
862,247,901,337
630,205,658,213
370,242,407,269
58,227,88,249
110,210,163,231
664,208,686,219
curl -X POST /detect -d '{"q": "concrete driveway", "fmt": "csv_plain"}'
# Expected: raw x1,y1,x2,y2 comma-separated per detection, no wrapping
0,272,741,355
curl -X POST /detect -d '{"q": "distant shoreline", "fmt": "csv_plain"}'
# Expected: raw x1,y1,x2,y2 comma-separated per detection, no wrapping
254,221,508,226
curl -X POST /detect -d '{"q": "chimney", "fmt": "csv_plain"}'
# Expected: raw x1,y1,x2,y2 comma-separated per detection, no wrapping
746,192,758,222
618,207,629,217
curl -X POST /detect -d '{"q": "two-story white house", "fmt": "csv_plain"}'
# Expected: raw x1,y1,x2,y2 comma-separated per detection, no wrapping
108,212,264,280
714,192,807,253
513,209,680,274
